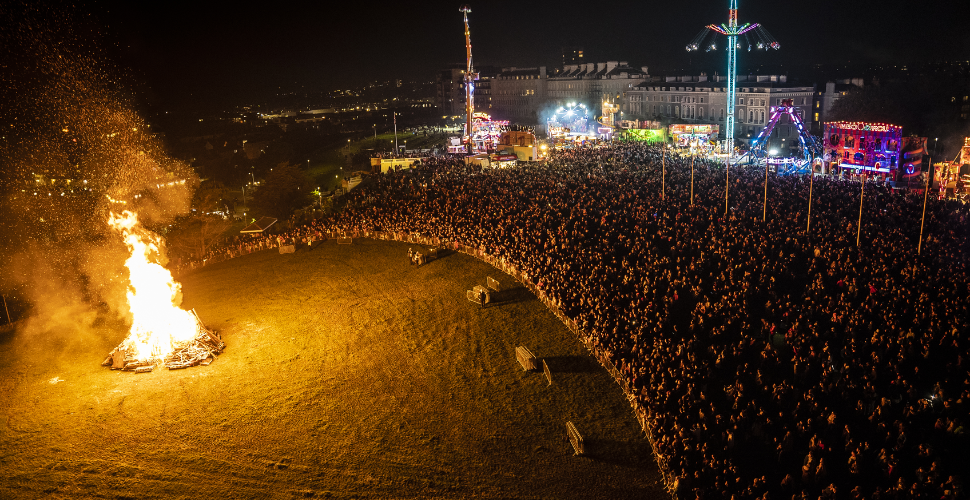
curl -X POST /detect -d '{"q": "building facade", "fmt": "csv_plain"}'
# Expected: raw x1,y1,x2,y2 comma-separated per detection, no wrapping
547,61,649,106
622,74,815,148
434,65,466,117
813,79,862,131
488,62,649,125
488,66,548,123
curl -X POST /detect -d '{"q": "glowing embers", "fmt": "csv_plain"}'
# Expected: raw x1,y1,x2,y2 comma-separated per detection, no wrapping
101,210,225,372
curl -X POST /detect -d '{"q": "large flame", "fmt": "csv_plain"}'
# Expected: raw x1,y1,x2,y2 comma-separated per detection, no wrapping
109,210,200,362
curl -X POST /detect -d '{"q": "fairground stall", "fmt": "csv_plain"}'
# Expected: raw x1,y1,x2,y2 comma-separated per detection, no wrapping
614,120,666,144
446,136,465,154
669,124,720,153
935,137,970,199
496,130,541,161
619,128,666,144
822,122,904,181
464,153,517,168
468,112,509,152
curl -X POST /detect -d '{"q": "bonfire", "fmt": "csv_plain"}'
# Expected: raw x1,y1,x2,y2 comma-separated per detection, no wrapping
101,211,224,373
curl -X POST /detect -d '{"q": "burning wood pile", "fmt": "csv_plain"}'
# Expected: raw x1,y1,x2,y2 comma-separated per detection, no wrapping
102,211,228,374
102,312,225,373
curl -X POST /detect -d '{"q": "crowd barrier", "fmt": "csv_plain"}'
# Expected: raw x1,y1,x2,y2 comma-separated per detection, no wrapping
566,421,585,456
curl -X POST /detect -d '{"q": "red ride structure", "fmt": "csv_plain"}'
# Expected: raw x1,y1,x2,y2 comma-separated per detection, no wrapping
823,121,906,181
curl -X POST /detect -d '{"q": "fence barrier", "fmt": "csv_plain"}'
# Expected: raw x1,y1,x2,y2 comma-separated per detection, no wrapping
487,276,501,291
472,285,490,304
566,421,585,456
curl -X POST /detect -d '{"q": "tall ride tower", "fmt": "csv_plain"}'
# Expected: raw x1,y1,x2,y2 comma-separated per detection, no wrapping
688,0,779,156
460,5,479,154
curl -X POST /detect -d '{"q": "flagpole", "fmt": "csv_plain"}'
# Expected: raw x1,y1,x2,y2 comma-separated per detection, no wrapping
806,168,814,234
763,163,769,222
393,112,399,154
918,156,931,255
856,172,866,247
661,145,666,201
690,153,695,206
725,155,730,216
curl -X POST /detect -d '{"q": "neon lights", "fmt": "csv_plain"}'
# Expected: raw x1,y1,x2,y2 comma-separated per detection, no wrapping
688,1,780,154
828,122,901,133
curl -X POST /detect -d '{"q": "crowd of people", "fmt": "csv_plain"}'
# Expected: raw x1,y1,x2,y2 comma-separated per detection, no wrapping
182,143,969,499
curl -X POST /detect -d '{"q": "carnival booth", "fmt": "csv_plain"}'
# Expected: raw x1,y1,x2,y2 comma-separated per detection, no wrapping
935,137,970,199
621,128,666,144
468,112,509,152
496,130,539,161
489,154,518,168
669,124,719,152
823,122,905,181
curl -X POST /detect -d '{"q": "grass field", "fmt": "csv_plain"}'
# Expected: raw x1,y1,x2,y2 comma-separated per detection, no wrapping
0,239,665,499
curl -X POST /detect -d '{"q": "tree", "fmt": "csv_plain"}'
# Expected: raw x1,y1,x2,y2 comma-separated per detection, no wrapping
251,162,313,219
253,140,296,178
165,180,233,260
826,77,958,138
826,85,904,125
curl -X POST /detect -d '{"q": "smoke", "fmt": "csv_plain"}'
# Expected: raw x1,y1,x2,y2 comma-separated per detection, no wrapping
0,6,195,342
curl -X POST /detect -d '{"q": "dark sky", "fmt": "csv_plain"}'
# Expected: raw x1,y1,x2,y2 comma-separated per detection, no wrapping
81,0,970,109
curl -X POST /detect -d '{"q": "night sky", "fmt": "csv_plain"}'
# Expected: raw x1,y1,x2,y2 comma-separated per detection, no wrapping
23,0,970,109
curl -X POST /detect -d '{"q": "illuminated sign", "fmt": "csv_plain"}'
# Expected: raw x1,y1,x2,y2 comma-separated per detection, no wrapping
669,124,719,135
624,129,665,143
827,122,901,133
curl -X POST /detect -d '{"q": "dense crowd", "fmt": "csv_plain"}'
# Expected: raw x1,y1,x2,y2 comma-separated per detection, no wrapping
188,144,970,499
173,221,329,274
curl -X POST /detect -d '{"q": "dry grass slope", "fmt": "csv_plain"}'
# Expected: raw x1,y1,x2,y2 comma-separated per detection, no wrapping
0,239,666,499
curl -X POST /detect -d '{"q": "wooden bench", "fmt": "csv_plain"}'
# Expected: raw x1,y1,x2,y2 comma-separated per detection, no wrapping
515,346,538,371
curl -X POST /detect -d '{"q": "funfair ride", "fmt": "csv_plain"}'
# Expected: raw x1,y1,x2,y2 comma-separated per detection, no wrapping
739,99,821,174
460,5,479,155
687,0,779,157
469,112,509,152
547,103,594,142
